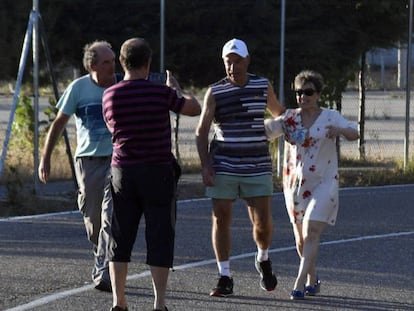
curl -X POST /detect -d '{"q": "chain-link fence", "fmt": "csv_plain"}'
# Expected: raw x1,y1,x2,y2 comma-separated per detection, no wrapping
1,90,413,176
174,90,414,165
340,90,414,161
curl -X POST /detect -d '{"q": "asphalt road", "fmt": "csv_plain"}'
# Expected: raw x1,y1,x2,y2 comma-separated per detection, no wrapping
1,185,413,311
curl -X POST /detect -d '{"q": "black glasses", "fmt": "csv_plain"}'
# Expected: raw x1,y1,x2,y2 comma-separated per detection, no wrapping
295,88,316,96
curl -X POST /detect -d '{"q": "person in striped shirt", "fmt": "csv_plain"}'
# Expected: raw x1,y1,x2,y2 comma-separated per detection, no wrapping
102,37,200,311
196,38,285,297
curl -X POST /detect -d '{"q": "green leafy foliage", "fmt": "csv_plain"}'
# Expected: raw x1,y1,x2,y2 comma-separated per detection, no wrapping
43,97,58,133
11,95,48,148
12,95,35,147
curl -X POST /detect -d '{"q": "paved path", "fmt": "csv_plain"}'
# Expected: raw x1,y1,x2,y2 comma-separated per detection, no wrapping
1,185,413,310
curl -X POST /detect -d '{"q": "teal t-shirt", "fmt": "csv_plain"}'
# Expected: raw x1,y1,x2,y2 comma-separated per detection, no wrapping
57,74,112,158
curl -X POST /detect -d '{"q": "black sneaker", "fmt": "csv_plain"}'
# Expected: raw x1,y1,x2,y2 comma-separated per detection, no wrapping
255,256,277,291
110,306,128,311
95,279,112,293
210,275,234,297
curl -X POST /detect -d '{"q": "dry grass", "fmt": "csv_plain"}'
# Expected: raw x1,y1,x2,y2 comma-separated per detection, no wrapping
0,196,76,218
2,153,414,217
176,178,205,200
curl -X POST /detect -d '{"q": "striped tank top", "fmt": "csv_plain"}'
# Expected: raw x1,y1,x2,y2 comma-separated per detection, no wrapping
209,74,272,176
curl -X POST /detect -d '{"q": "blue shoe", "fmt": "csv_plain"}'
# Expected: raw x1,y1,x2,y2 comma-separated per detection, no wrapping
290,289,305,300
305,279,321,296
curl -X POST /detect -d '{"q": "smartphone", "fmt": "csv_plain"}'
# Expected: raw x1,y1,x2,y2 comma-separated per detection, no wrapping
148,71,167,85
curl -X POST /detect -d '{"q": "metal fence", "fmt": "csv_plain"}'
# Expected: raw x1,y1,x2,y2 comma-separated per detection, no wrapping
174,90,414,165
340,90,414,160
1,91,413,175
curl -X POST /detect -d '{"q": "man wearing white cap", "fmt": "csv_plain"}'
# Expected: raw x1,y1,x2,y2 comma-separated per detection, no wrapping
196,38,285,297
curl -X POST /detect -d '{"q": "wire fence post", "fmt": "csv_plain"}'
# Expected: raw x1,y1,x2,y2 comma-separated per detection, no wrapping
404,0,412,169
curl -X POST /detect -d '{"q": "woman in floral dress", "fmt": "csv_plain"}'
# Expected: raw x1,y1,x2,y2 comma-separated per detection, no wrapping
265,70,359,299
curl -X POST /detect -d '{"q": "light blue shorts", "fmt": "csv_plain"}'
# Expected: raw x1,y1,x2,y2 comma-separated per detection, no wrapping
206,174,273,199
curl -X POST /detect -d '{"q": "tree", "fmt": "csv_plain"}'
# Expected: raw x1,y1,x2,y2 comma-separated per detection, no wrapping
1,0,408,99
0,1,35,83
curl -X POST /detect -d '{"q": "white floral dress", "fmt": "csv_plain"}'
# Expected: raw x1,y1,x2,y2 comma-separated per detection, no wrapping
275,108,357,225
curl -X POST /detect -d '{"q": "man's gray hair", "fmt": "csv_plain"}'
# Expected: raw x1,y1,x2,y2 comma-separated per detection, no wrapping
82,40,112,72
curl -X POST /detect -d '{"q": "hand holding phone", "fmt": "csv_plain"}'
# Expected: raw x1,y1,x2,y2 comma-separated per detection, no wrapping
166,70,183,98
148,71,167,85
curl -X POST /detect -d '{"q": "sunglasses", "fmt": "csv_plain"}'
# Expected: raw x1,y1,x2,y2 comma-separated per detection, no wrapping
295,88,316,96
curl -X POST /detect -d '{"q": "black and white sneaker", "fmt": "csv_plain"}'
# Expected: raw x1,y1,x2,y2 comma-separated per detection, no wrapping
95,279,112,293
255,255,277,291
210,275,234,297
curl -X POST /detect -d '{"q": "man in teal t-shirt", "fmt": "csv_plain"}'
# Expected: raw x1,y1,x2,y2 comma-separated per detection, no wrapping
38,40,119,293
56,74,113,157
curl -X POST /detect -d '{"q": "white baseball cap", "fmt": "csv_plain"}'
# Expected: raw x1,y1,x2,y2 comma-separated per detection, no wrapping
222,38,249,58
